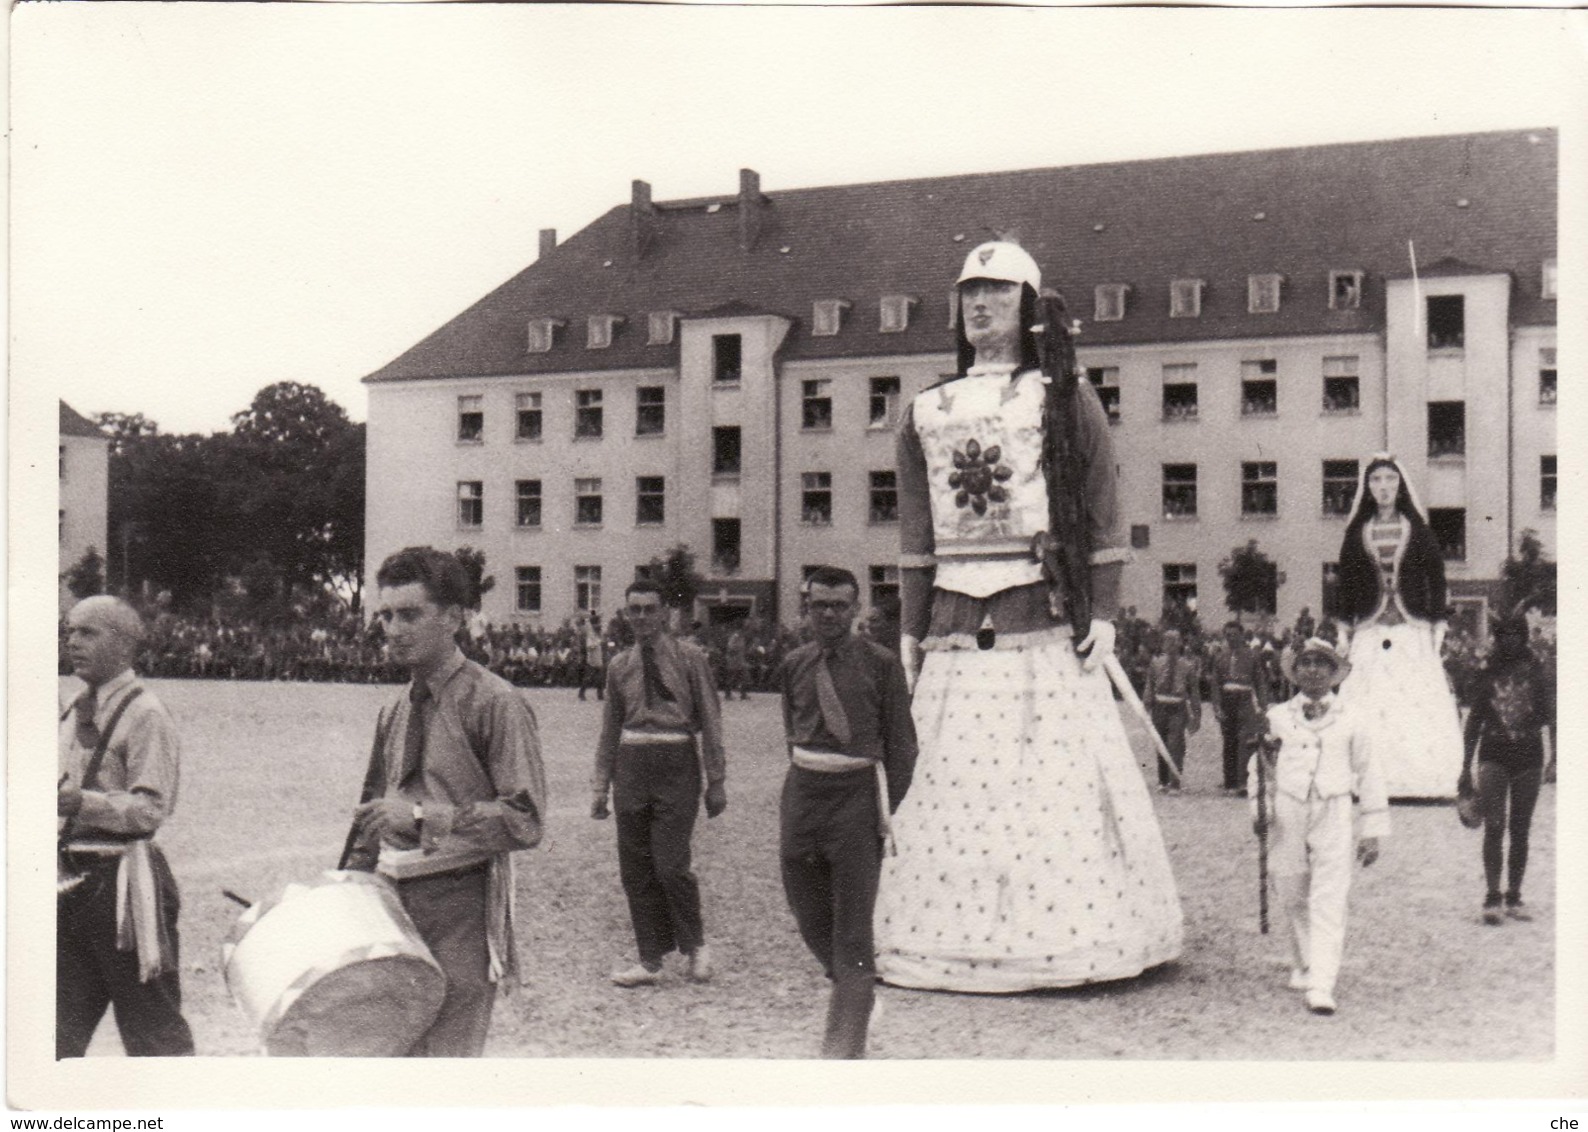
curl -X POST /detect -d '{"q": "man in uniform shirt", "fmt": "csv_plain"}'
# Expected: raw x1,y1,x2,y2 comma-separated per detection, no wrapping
346,546,548,1057
592,578,728,987
57,596,196,1058
779,567,917,1058
1214,620,1271,795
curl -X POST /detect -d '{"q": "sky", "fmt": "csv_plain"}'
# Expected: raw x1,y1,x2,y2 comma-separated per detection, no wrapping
11,5,1586,436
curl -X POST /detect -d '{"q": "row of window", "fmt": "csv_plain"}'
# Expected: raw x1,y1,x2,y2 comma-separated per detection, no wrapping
1088,356,1364,423
509,562,902,616
526,297,923,355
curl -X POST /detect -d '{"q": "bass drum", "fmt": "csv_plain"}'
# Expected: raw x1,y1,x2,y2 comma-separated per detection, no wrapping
223,869,446,1056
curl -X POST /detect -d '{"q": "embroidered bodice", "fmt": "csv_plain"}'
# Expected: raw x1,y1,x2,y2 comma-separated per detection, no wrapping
1362,515,1411,626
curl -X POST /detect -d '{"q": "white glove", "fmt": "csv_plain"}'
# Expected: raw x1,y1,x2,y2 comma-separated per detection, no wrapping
1076,618,1116,672
900,634,922,693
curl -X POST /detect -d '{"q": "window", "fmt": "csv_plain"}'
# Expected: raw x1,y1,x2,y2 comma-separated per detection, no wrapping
1329,271,1363,311
869,376,901,428
1162,464,1198,518
1247,274,1282,314
1541,455,1557,512
1241,462,1278,516
457,395,484,442
1427,295,1465,350
635,386,666,436
1170,279,1203,318
1321,460,1359,517
1130,524,1150,549
1240,359,1278,416
802,472,833,525
1163,563,1198,612
1093,284,1128,322
1542,259,1557,300
59,445,66,479
1428,507,1466,561
713,335,742,383
635,476,665,525
527,318,564,354
801,565,822,590
647,311,679,346
515,566,542,614
515,392,543,441
812,300,850,337
574,389,603,439
870,565,899,610
1087,366,1121,423
869,470,898,523
712,518,741,575
1427,401,1466,458
1540,348,1557,405
1321,563,1343,620
515,480,542,528
1322,356,1361,413
574,477,603,526
575,565,602,613
587,314,623,349
880,295,917,333
802,379,833,430
1163,363,1198,420
60,509,66,541
712,426,741,476
457,481,483,528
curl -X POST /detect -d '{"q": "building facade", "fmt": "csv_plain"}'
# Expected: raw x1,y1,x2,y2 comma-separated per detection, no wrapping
364,131,1556,633
59,400,110,611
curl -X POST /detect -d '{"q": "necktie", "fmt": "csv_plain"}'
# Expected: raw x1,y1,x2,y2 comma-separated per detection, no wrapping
400,681,430,785
74,691,100,751
815,651,853,747
641,643,674,708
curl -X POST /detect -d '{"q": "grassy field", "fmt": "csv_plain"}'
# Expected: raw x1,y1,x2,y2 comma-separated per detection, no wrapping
66,677,1555,1060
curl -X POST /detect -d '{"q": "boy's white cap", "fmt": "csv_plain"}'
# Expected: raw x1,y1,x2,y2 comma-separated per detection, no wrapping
957,241,1041,291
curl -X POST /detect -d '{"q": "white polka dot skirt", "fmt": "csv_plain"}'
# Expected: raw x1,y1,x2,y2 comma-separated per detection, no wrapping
874,637,1185,993
1339,619,1465,799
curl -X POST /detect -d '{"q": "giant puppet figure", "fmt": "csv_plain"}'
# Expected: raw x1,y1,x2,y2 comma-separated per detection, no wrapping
1333,454,1465,799
873,241,1183,993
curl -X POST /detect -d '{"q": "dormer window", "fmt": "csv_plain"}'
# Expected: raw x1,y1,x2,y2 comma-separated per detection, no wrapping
1248,274,1282,314
1542,259,1557,300
647,311,680,346
527,318,565,354
880,295,917,333
1093,284,1128,322
587,314,625,349
1329,270,1363,311
812,300,851,337
1170,279,1204,319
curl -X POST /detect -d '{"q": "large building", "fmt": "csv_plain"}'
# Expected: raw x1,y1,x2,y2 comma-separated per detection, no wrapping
364,129,1556,634
59,400,110,611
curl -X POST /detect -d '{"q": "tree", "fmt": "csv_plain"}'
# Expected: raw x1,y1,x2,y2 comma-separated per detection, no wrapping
642,544,704,611
1219,540,1283,618
1501,529,1555,616
61,546,106,600
453,546,494,611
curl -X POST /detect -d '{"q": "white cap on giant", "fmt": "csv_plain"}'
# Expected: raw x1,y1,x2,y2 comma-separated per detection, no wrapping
957,241,1041,291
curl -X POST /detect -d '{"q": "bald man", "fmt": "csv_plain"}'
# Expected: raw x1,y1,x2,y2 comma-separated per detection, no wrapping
57,596,195,1057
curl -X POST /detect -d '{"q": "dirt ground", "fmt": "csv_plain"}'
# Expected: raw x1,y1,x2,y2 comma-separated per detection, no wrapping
66,677,1555,1061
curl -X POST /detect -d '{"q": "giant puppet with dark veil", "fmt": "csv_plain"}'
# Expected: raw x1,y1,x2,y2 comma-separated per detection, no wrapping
873,241,1183,993
1334,453,1465,799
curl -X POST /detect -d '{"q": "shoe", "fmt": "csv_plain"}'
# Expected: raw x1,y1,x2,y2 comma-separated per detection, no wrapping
1505,897,1533,922
611,962,662,988
686,944,714,983
1305,988,1337,1015
1482,894,1504,926
1287,968,1310,991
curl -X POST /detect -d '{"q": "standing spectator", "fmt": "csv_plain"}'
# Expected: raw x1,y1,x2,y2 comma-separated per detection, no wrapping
1146,628,1201,792
1213,620,1271,795
723,626,751,701
578,613,607,701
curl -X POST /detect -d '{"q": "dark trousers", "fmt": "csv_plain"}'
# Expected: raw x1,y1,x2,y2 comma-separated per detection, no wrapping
1477,760,1543,900
1151,703,1188,786
614,740,704,964
1220,689,1253,790
577,662,605,700
398,864,495,1057
57,850,194,1058
779,766,881,1059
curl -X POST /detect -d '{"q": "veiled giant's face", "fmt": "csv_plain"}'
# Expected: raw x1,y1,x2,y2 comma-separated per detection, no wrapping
1368,465,1402,510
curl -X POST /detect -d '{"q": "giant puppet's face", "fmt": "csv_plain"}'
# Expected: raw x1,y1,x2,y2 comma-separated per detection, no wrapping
959,279,1023,357
1367,465,1402,512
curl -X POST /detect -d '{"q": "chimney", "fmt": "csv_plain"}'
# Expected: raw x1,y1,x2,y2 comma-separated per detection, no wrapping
630,179,658,260
538,229,557,260
738,168,767,252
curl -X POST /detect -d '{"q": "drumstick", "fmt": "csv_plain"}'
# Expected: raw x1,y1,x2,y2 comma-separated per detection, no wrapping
222,889,254,909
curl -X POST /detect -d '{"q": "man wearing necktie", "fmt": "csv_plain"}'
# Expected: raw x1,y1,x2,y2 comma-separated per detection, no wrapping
1248,637,1387,1017
778,567,918,1057
347,547,547,1056
57,596,195,1058
592,578,728,987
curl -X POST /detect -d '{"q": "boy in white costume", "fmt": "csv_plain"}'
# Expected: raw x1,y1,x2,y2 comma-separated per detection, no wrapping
1250,637,1388,1015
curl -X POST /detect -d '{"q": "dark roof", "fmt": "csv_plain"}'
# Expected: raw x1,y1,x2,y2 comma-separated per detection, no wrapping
60,401,107,439
366,129,1557,384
